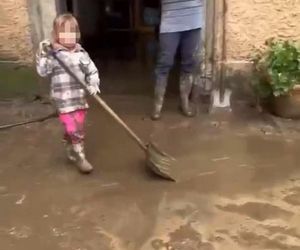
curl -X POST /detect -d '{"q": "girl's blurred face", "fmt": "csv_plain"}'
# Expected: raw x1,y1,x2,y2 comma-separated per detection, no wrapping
58,21,79,49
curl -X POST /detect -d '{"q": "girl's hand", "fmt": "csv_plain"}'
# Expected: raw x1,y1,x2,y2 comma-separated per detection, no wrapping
87,85,100,96
38,39,51,57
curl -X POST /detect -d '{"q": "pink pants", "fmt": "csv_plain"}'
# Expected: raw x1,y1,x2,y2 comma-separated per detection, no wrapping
59,109,87,144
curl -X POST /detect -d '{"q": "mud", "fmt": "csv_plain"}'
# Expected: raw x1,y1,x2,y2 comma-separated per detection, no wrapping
1,94,300,250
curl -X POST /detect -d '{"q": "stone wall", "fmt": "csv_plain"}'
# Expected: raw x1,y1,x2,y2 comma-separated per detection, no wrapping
226,0,300,61
0,0,32,62
222,0,300,96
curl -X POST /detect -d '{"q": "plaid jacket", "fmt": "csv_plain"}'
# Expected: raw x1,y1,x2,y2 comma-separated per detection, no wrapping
36,44,100,114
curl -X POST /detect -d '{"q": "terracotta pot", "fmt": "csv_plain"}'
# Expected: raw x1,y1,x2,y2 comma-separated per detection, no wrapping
270,85,300,119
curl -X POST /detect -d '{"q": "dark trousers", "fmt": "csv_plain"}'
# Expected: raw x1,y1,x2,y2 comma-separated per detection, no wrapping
155,28,201,86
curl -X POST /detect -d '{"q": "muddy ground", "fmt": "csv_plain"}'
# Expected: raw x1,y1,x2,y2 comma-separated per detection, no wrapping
1,94,300,250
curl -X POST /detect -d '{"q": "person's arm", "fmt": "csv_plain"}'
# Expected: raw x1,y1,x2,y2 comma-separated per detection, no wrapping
36,40,53,77
80,52,100,96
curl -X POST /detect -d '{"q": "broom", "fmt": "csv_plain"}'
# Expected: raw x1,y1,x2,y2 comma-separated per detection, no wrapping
48,46,176,182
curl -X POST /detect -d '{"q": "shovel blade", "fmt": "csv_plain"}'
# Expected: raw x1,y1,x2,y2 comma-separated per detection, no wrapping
210,89,232,108
209,89,232,114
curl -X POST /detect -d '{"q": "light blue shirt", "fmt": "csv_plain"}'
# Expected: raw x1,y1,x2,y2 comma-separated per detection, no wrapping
160,0,204,33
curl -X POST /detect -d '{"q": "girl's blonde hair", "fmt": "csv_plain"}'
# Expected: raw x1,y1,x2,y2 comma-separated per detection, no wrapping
52,13,81,43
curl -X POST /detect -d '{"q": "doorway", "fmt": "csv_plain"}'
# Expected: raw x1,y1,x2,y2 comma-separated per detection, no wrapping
55,0,210,97
56,0,160,95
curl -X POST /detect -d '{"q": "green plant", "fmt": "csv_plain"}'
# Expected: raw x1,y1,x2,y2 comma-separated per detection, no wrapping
252,39,300,98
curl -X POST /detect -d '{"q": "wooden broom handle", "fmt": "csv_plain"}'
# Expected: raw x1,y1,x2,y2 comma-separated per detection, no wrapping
92,94,147,151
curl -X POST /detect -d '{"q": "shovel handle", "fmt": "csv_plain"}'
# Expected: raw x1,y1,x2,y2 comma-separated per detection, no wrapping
48,47,147,152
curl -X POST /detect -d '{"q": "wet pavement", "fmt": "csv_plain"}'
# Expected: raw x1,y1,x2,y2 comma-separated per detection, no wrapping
1,95,300,250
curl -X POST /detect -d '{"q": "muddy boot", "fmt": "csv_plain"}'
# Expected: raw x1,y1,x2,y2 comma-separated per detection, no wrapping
190,74,202,115
72,143,94,174
151,78,167,120
65,142,76,162
180,73,195,117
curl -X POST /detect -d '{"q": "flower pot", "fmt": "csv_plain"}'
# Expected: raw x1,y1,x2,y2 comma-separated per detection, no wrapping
270,85,300,119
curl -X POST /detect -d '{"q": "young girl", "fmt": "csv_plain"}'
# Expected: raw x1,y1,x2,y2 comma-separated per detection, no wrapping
36,13,100,174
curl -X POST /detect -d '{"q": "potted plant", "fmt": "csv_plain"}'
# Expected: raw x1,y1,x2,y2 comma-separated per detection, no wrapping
252,39,300,118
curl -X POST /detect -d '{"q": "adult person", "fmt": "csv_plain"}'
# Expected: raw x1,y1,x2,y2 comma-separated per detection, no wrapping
152,0,204,120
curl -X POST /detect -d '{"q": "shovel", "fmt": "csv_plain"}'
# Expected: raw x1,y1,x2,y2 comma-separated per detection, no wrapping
210,0,231,113
49,47,176,182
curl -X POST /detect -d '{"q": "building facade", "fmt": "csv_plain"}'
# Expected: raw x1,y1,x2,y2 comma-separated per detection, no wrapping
1,0,299,80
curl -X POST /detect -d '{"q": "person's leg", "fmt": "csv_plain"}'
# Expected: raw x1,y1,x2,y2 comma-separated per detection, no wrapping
59,112,77,162
71,109,93,174
179,28,201,117
152,32,181,120
59,110,93,174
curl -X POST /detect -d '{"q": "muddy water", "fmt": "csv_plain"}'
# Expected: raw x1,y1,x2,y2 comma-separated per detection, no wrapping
1,95,300,250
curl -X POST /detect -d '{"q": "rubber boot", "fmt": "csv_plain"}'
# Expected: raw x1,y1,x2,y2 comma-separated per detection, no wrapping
65,142,76,162
180,73,195,117
151,78,167,121
191,74,202,115
72,143,94,174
